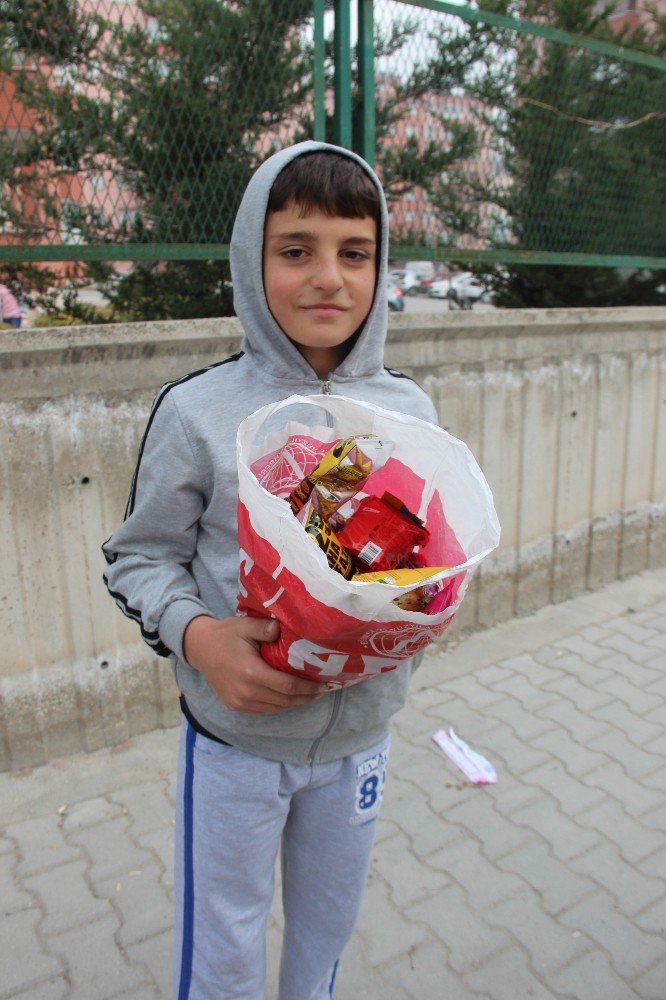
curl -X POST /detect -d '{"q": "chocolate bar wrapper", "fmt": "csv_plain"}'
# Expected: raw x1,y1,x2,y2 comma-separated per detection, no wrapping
303,506,354,580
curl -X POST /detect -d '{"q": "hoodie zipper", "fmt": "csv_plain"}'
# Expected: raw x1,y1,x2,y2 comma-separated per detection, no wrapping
305,371,338,763
306,688,343,764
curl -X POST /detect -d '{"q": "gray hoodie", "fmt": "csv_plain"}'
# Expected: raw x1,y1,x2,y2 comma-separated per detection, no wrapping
103,141,438,764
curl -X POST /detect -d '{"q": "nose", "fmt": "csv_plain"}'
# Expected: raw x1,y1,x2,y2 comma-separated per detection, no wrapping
311,254,343,292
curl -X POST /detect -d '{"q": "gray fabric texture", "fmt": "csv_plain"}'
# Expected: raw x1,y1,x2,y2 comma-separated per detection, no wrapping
103,141,438,764
173,719,390,999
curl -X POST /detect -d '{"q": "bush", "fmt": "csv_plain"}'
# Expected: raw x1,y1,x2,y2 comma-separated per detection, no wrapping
31,312,85,328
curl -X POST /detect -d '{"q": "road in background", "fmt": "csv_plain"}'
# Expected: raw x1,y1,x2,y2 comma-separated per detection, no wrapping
402,293,496,314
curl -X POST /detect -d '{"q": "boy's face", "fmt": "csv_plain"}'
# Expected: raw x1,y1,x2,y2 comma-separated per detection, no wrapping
263,201,377,379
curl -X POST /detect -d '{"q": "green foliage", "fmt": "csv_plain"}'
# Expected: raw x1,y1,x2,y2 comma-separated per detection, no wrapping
1,0,313,319
485,262,666,308
31,311,85,327
417,0,666,305
101,261,234,322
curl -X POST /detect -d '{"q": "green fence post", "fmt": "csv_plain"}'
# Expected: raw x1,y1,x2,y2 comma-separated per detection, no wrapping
356,0,375,166
313,0,326,141
333,0,352,148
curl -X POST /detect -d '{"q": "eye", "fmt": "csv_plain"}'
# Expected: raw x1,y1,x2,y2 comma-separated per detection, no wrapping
341,249,370,262
280,247,308,260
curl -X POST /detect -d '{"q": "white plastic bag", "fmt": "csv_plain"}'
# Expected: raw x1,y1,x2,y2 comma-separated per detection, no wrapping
237,394,500,686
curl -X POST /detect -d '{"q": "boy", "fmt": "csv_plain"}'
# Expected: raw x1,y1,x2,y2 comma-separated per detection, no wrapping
103,141,438,999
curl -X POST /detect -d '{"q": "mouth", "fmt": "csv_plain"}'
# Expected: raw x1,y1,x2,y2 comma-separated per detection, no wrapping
303,303,346,316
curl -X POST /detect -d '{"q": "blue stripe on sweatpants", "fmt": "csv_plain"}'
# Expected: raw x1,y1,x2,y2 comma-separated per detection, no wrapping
177,721,196,1000
328,959,339,996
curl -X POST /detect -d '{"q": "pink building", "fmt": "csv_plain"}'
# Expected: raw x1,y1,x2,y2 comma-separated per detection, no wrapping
604,0,666,33
377,81,501,251
0,1,143,279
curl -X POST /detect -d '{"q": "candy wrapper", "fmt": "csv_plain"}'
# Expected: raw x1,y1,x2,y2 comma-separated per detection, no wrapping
289,435,392,523
353,566,450,612
303,507,354,579
432,729,498,784
236,394,500,687
336,492,429,572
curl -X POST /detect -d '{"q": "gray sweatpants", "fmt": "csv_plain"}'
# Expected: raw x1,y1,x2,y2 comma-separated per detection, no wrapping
173,718,390,1000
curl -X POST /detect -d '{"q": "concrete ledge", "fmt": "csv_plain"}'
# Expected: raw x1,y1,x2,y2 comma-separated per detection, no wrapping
1,502,662,772
0,646,179,771
2,307,665,770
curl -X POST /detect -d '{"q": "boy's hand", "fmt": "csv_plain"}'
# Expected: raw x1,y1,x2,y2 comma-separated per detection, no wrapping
182,615,330,714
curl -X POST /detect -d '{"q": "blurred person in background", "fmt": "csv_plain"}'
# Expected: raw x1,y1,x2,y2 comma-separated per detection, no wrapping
0,282,22,328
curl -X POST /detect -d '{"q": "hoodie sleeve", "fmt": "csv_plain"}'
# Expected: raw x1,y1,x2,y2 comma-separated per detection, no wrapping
102,389,212,662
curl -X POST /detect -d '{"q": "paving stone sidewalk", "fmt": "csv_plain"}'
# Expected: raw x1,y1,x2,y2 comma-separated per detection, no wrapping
1,568,665,1000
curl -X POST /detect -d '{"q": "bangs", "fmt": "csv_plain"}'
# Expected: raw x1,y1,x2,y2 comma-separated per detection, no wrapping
267,152,381,225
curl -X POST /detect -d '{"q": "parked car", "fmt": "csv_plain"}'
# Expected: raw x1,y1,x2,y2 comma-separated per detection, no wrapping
415,273,446,294
387,282,405,312
428,276,451,299
450,272,486,304
390,269,424,296
429,271,486,306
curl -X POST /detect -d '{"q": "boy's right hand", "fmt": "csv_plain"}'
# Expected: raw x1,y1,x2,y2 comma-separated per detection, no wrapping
182,615,330,714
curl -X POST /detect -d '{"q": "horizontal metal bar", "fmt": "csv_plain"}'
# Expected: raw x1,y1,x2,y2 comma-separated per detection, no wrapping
0,244,231,263
2,243,664,270
388,246,666,268
398,0,666,72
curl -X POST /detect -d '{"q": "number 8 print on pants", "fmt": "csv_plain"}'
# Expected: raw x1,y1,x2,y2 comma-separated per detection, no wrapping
351,747,388,825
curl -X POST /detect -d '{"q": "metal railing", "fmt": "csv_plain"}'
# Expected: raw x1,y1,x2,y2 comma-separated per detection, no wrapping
340,0,666,269
1,0,664,270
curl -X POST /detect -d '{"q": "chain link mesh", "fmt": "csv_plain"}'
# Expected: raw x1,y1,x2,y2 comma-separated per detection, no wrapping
1,0,315,253
1,0,664,266
373,0,666,264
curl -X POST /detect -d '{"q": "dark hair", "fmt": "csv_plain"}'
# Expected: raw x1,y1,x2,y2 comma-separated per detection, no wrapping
266,151,381,228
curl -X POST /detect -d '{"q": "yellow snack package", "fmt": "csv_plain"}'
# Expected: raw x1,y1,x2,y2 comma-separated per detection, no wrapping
352,567,451,585
288,435,391,521
353,565,454,612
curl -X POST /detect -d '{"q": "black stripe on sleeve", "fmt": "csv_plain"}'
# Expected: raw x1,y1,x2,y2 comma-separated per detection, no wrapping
384,365,416,382
103,577,172,657
124,350,244,518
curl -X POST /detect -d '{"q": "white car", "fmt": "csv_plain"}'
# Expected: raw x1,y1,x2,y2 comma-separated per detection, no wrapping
429,272,486,305
390,270,424,296
428,277,451,299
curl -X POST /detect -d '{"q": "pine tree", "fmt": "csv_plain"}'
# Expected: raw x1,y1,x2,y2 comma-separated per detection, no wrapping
416,0,666,306
1,0,313,319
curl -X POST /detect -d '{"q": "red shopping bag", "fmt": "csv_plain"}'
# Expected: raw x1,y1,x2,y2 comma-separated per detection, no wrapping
236,395,500,687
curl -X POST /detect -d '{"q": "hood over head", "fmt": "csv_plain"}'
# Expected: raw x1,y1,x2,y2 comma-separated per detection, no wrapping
230,141,390,381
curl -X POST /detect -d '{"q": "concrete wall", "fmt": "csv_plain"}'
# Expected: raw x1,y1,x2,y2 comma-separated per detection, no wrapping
1,307,665,770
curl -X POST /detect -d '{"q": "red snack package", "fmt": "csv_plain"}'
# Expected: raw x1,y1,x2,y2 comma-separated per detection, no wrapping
336,492,429,572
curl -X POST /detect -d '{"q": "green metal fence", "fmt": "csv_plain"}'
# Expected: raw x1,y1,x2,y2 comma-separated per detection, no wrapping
1,0,665,270
361,0,666,269
0,0,317,263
